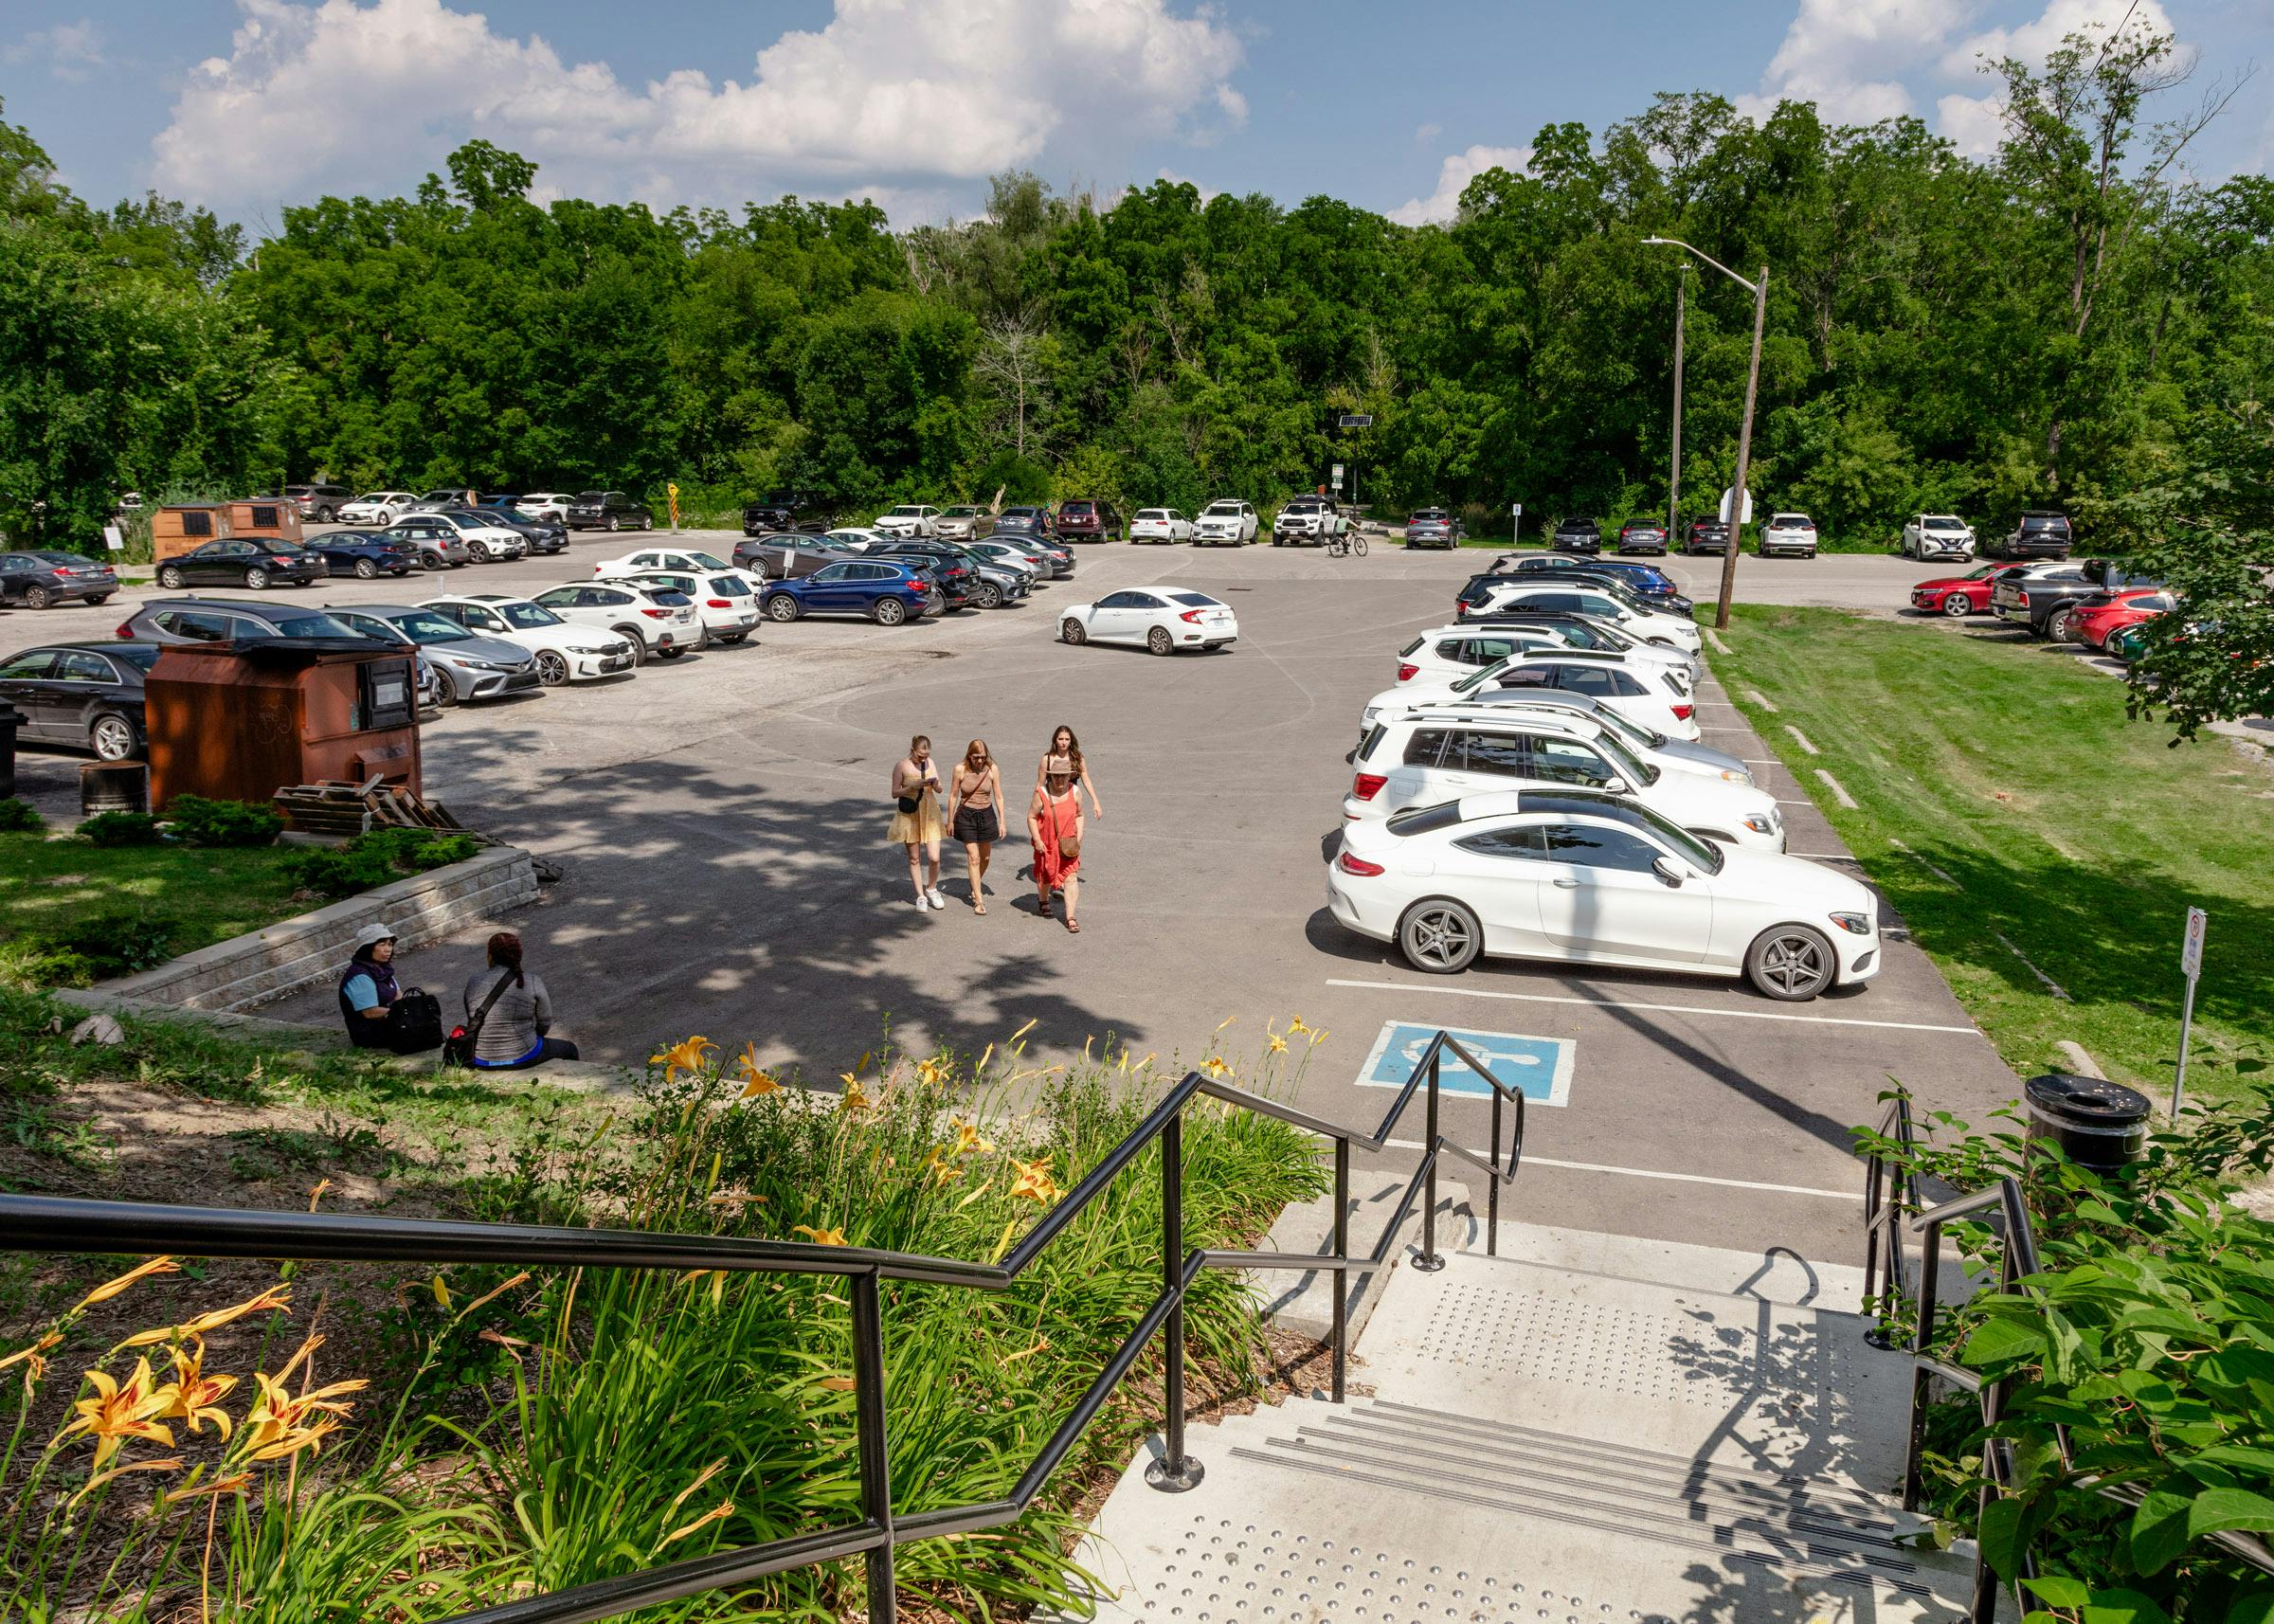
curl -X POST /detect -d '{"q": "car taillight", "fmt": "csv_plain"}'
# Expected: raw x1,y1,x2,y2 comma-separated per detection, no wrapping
1181,609,1205,623
706,598,732,608
1671,704,1693,720
116,620,135,639
1337,851,1386,876
1397,663,1419,681
641,608,672,619
270,556,297,566
1353,772,1387,801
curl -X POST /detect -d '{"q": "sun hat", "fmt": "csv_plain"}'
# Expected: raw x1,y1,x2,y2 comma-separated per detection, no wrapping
1043,753,1073,778
352,920,399,954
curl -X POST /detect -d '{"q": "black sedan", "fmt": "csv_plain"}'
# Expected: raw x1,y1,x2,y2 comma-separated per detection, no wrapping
1551,517,1602,554
1615,519,1669,555
1684,517,1732,554
300,530,421,579
1,550,120,608
0,641,156,760
154,538,327,591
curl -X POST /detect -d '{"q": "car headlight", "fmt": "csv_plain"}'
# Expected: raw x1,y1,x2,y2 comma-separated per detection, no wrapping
457,656,514,673
1721,768,1754,785
1363,706,1381,723
1831,911,1873,936
1742,814,1776,835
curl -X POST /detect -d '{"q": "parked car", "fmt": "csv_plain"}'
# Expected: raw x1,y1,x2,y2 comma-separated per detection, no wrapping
298,530,421,579
1058,588,1237,654
380,516,474,569
1326,788,1879,998
759,559,940,625
476,501,568,554
413,488,482,511
590,547,765,596
1272,496,1348,547
527,581,702,663
1460,581,1705,657
567,491,653,532
516,493,574,522
742,490,825,532
1759,514,1819,558
1997,511,2073,560
1901,514,1976,561
873,504,942,538
281,483,354,523
0,641,157,760
421,510,528,563
1615,519,1669,556
935,505,990,541
119,597,367,645
734,532,864,580
605,568,764,643
979,532,1073,577
1490,554,1694,612
1908,562,2038,618
742,502,799,535
1683,516,1731,554
324,602,543,703
862,540,981,608
338,491,420,525
1404,509,1462,549
1551,517,1602,554
0,550,119,608
153,538,325,591
1993,560,2150,640
1453,611,1703,682
1053,499,1121,544
992,506,1054,540
1130,508,1194,545
966,539,1054,584
2073,587,2177,650
821,527,893,553
1381,682,1750,785
418,595,638,684
1344,705,1782,851
1193,500,1258,546
952,549,1034,610
1365,650,1698,741
1397,619,1696,689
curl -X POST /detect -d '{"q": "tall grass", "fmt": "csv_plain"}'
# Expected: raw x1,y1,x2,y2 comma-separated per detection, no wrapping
4,1022,1329,1619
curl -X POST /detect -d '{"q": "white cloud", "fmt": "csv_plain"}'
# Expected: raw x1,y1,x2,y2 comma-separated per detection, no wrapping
150,0,1246,219
5,18,107,82
1934,90,2010,154
1413,121,1442,145
1938,0,2175,79
1742,0,1971,124
1389,143,1529,226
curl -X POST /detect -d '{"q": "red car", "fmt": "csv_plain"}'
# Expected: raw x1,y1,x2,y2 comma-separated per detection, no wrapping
2072,586,2175,649
1909,562,2025,617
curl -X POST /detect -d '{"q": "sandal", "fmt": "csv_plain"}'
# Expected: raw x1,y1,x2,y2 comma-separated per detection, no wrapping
1065,917,1080,933
974,901,987,915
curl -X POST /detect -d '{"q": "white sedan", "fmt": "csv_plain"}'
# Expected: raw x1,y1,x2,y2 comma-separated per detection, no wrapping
339,491,419,525
824,527,893,552
1396,623,1693,691
1059,588,1237,655
1363,651,1699,740
1327,789,1881,1000
1130,508,1194,544
1466,581,1703,656
591,547,767,596
874,504,940,537
418,595,637,685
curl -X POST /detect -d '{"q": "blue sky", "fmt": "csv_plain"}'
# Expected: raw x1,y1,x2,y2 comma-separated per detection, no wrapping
5,0,2268,230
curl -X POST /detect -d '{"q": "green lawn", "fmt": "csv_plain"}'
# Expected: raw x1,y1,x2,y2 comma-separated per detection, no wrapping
0,829,312,986
1715,606,2273,1104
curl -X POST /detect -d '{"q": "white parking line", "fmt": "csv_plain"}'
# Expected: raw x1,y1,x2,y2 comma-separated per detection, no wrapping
1380,1139,1861,1201
1325,977,1977,1034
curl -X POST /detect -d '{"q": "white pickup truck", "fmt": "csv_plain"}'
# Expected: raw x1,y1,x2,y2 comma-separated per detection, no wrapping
1271,496,1351,547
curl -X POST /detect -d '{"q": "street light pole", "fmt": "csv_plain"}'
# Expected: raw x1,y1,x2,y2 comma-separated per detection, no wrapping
1668,263,1687,540
1641,237,1768,632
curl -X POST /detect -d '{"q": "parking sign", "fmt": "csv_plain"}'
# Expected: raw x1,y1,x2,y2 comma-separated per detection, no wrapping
2182,907,2207,980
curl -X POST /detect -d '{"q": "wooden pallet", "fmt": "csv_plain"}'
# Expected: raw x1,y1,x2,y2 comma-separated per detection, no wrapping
273,776,473,839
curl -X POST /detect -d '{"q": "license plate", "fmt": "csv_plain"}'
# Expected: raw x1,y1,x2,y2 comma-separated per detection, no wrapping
601,655,633,673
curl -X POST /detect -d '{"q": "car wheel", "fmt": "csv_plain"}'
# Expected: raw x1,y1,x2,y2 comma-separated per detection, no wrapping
468,542,490,563
89,714,138,761
641,517,652,531
353,558,379,579
433,672,461,709
1146,625,1174,656
1397,898,1482,975
87,594,112,606
1061,617,1087,646
1942,594,1971,618
22,586,51,609
659,646,684,659
316,506,335,523
976,582,1002,609
2047,606,2078,642
244,567,270,590
873,598,908,626
156,565,185,589
1744,925,1835,1001
607,516,621,532
611,627,649,666
535,650,570,686
764,595,801,623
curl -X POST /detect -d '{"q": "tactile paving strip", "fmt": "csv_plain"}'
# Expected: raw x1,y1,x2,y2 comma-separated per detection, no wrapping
1128,1510,1674,1622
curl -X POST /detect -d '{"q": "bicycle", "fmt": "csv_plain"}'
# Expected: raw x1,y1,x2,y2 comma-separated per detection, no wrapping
1325,531,1368,558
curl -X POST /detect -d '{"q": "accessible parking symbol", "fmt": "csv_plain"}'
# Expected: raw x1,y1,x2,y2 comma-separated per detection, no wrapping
1356,1021,1573,1108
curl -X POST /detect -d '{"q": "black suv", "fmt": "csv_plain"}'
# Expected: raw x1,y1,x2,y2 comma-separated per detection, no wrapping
2000,511,2073,560
1551,517,1602,554
282,483,354,522
567,491,653,532
865,541,978,607
1683,516,1731,555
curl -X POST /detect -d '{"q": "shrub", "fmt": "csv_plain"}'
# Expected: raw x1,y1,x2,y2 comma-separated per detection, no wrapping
0,797,44,833
164,794,283,847
76,809,161,847
283,828,482,899
22,909,175,979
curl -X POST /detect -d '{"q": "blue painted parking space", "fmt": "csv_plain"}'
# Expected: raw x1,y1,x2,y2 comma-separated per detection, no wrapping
1355,1020,1574,1108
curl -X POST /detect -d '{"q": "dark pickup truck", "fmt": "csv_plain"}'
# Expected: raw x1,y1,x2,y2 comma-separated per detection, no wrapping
1991,559,2153,639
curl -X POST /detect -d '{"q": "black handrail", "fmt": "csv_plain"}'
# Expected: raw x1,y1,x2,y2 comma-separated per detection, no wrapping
0,1028,1527,1624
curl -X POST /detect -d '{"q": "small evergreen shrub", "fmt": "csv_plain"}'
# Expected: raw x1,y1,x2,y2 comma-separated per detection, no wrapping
77,810,162,847
164,795,283,848
0,798,44,834
283,829,482,900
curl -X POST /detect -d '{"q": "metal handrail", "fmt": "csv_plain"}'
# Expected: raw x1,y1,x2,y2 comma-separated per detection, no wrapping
0,1027,1527,1624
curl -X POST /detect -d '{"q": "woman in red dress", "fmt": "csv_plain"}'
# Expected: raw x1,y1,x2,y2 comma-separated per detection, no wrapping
1029,753,1085,931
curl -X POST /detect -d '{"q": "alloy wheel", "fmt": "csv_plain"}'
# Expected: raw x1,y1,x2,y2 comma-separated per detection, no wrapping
354,559,379,578
1147,626,1173,655
23,586,50,609
91,715,136,761
1400,903,1479,973
1752,930,1831,999
536,650,570,686
244,568,269,590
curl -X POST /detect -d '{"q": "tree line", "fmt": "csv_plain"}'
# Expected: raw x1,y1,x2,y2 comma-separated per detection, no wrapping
1,19,2266,563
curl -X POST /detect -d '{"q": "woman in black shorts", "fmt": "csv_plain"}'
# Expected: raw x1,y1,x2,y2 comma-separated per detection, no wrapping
948,738,1005,914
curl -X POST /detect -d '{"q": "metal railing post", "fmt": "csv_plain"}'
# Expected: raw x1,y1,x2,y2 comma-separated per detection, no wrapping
1904,1217,1944,1514
851,1270,896,1623
1146,1113,1204,1492
1415,1047,1446,1272
1331,1138,1349,1402
1488,1089,1503,1257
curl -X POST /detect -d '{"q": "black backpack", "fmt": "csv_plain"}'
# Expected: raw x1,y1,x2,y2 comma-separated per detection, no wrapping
385,988,444,1055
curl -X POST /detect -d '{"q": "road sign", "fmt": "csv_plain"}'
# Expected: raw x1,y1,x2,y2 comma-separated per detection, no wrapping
1719,485,1753,526
2182,906,2207,979
1511,502,1523,517
2174,906,2209,1117
1338,413,1374,429
101,524,123,551
1330,463,1345,489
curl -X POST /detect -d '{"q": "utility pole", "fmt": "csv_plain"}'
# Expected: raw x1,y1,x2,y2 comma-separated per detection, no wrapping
1668,263,1687,538
1717,266,1769,631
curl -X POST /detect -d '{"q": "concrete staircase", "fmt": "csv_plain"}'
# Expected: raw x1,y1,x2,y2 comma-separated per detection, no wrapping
1062,1240,1994,1622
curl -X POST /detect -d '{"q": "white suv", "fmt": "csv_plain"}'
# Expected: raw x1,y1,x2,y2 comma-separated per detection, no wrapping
517,493,573,522
530,580,703,663
605,568,762,645
1347,705,1784,851
420,510,527,563
873,504,941,537
1758,513,1818,558
1193,500,1257,546
1901,514,1976,560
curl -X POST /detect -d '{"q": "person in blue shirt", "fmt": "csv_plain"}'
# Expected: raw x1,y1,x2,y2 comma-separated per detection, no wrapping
337,921,401,1047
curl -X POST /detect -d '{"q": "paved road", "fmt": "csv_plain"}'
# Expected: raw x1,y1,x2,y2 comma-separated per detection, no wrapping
6,537,2018,1260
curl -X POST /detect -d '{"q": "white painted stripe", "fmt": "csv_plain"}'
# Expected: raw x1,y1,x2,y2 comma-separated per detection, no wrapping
1785,725,1819,755
1380,1139,1862,1202
1324,976,1977,1034
1790,853,1856,860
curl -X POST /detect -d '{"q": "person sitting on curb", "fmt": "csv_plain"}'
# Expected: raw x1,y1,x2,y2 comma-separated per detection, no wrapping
461,931,580,1070
337,921,401,1048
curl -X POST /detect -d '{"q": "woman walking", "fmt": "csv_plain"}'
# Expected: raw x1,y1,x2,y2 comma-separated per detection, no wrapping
889,734,947,911
948,737,1004,913
1036,725,1105,820
1029,753,1085,931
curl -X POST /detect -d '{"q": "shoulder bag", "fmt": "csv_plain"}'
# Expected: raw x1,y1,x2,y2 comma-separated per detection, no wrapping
443,970,514,1068
1054,793,1081,862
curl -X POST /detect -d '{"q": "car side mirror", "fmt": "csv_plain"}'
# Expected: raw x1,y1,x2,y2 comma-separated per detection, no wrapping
1651,856,1685,887
1602,777,1629,796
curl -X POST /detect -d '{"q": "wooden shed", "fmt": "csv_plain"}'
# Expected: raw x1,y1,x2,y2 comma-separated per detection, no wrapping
151,503,232,564
226,497,302,544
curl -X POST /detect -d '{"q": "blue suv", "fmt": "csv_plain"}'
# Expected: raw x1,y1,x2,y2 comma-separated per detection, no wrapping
760,559,941,626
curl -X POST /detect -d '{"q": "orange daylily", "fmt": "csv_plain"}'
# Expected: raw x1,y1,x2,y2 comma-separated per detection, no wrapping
71,1257,180,1314
650,1036,715,1079
1008,1156,1062,1204
239,1369,365,1463
734,1042,779,1096
60,1358,180,1473
121,1284,293,1347
922,1145,964,1184
1,1331,60,1393
837,1075,875,1114
792,1224,849,1247
163,1339,239,1439
1202,1056,1231,1079
949,1118,994,1156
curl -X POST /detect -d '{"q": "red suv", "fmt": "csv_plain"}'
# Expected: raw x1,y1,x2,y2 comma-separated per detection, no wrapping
1053,500,1122,544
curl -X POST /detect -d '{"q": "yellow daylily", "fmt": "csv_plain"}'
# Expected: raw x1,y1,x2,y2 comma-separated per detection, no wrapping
792,1224,850,1247
1,1331,60,1394
661,1497,736,1547
71,1257,180,1314
922,1145,965,1184
838,1076,875,1114
59,1358,180,1473
1309,1027,1329,1047
163,1339,239,1438
650,1036,715,1079
238,1369,366,1463
949,1118,994,1156
733,1042,780,1097
121,1283,293,1348
913,1055,948,1088
1202,1056,1231,1079
1215,1015,1237,1032
1008,1156,1063,1204
305,1179,331,1212
1008,1019,1038,1044
1288,1014,1308,1035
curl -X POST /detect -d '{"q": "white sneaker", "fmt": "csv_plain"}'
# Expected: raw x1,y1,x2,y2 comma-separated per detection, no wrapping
926,887,947,909
913,895,931,912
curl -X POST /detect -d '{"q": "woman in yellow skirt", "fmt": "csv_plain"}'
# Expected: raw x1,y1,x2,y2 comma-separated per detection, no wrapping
889,734,947,911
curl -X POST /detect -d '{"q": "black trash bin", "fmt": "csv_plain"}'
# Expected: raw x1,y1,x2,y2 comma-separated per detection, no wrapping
0,704,22,800
2025,1073,2151,1171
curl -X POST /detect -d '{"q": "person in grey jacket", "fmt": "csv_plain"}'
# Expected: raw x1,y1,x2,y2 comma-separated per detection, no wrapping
461,931,579,1069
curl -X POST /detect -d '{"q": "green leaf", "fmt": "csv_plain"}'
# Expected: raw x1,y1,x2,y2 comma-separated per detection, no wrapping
2191,1486,2274,1541
2081,1590,2174,1624
2023,1575,2091,1608
2044,1305,2085,1384
2130,1488,2194,1576
1962,1315,2047,1368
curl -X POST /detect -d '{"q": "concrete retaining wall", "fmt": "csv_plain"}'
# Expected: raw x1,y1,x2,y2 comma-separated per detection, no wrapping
99,845,539,1013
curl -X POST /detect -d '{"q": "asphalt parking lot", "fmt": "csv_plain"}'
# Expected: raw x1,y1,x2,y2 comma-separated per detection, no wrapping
3,539,2020,1260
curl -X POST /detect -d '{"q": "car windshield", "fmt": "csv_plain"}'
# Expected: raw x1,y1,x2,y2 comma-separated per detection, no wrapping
1204,503,1240,515
497,603,563,629
1136,510,1167,520
1924,517,1965,530
386,611,477,644
679,551,730,569
944,507,978,517
1594,731,1660,787
890,506,924,516
1771,514,1812,526
647,589,695,606
253,611,361,639
1451,659,1511,697
1062,502,1094,514
1612,803,1724,874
